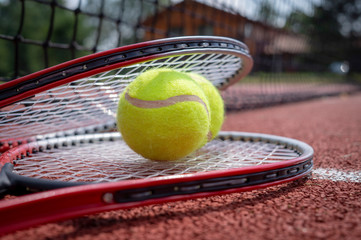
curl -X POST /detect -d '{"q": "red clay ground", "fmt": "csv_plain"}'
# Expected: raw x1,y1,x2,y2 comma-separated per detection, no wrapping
2,93,361,240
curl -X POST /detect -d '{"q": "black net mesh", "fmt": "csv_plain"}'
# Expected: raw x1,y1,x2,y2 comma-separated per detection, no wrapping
1,0,360,109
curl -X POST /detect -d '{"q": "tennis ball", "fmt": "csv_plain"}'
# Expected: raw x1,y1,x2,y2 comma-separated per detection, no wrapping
117,68,211,161
187,72,224,142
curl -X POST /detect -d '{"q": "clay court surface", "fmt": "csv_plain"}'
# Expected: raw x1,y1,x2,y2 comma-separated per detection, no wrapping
2,92,361,240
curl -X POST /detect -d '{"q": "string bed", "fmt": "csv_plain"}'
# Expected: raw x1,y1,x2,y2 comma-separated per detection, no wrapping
11,132,304,183
0,52,242,140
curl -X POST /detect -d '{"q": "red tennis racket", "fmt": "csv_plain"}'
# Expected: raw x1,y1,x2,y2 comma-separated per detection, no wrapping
0,36,313,235
0,36,252,151
0,131,313,235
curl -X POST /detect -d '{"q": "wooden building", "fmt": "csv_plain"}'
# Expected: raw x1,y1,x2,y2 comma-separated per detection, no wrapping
142,0,309,71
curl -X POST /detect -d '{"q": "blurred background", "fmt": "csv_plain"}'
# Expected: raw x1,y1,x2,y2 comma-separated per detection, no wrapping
1,0,360,109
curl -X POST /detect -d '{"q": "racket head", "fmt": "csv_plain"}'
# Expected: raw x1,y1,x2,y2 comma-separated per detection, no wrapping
0,131,313,195
0,131,313,235
0,36,253,147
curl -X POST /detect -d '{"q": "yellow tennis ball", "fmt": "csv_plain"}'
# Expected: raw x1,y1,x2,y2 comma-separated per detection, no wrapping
187,72,224,142
117,68,211,161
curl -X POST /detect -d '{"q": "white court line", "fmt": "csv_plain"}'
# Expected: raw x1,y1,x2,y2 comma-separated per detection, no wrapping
312,168,361,183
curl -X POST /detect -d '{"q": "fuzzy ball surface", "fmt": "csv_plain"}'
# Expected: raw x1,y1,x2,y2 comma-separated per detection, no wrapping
117,68,212,161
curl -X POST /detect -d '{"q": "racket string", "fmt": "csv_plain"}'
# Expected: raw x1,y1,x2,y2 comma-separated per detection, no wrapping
13,137,302,183
1,53,241,140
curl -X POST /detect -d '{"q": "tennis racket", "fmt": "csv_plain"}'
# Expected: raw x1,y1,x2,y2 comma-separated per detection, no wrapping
0,36,313,234
0,131,313,235
0,36,253,149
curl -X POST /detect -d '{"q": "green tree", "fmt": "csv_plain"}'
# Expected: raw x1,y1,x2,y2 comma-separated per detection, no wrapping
0,0,93,79
258,0,278,25
285,0,361,73
84,0,170,49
